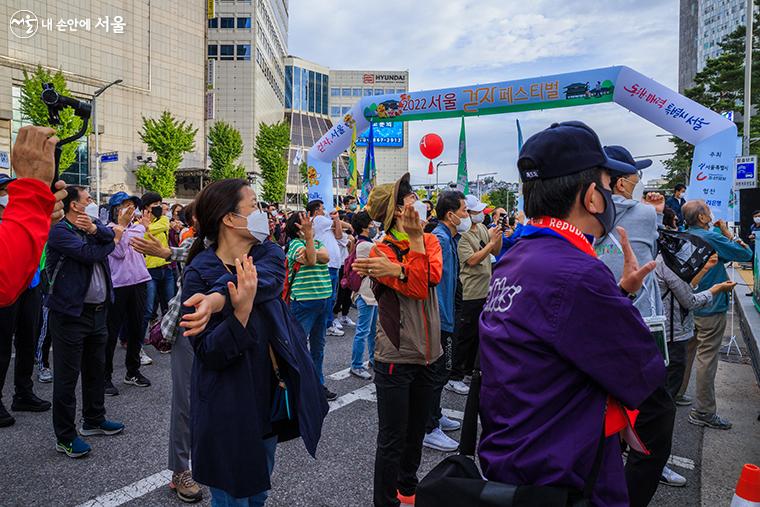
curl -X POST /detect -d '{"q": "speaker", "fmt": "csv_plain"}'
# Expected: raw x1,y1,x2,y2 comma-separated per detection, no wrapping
738,188,760,243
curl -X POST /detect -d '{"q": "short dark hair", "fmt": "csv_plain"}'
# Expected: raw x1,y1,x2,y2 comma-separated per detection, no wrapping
62,186,85,213
435,190,465,219
523,163,604,219
351,210,372,234
396,179,414,205
285,211,305,240
141,191,162,210
674,183,687,193
663,207,677,229
343,195,356,206
306,200,323,216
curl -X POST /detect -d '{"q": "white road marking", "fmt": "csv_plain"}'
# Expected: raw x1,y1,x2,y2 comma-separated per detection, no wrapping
442,408,464,420
668,455,696,471
74,469,172,507
328,383,376,412
327,366,352,380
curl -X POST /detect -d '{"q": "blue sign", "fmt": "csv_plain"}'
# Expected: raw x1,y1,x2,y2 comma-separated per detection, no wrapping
735,155,757,189
100,152,118,163
356,121,403,147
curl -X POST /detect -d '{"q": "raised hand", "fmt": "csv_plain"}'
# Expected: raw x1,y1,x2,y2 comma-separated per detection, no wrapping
398,204,423,240
180,293,226,337
117,204,135,227
643,192,665,214
228,256,258,327
11,126,58,185
353,247,401,279
296,212,313,239
74,213,96,234
130,234,170,258
617,226,656,295
50,180,66,224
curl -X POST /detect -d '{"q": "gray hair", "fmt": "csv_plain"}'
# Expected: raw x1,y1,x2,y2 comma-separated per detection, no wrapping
682,199,708,227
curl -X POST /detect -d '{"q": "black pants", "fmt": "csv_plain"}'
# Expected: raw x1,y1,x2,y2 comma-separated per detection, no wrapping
665,340,687,399
51,305,108,443
374,360,437,507
0,285,42,403
624,385,676,507
450,298,484,381
425,336,451,433
106,282,148,379
333,267,352,317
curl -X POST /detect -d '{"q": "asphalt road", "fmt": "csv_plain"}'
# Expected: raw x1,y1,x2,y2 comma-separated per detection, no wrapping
0,306,749,507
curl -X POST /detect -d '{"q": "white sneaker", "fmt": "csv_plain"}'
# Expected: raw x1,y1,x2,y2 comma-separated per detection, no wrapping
660,465,687,487
339,316,356,327
350,367,372,380
423,427,459,452
332,318,343,330
444,380,470,395
439,415,461,432
326,326,345,337
140,349,153,366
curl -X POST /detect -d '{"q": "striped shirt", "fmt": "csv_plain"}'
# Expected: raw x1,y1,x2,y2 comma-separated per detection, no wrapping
287,238,332,301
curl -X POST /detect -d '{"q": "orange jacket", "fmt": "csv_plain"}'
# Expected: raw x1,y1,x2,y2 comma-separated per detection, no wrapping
370,233,443,300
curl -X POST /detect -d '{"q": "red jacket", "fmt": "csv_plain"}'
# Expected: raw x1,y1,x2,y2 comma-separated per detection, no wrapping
0,179,55,307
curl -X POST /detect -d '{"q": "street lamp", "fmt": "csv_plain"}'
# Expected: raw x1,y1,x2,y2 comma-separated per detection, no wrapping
92,79,122,205
435,160,458,189
502,182,520,217
475,172,497,198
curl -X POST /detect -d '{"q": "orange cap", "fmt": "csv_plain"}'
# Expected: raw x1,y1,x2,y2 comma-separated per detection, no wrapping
736,464,760,502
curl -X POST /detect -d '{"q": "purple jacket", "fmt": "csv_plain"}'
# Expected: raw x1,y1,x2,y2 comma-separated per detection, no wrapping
107,223,151,289
478,234,665,507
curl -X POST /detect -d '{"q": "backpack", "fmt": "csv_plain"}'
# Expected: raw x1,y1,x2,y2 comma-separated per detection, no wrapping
657,229,715,284
282,256,300,303
340,239,368,292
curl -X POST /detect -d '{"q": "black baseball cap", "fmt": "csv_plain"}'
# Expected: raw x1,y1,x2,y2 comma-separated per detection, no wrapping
518,121,637,181
604,145,652,173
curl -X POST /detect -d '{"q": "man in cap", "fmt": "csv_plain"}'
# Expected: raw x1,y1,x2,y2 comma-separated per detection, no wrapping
352,173,444,507
478,121,665,507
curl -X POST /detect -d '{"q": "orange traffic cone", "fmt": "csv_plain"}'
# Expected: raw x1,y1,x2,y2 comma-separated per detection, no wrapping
731,464,760,507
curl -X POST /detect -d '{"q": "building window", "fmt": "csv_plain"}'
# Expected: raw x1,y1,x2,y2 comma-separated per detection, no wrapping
285,65,292,109
220,44,235,60
352,88,361,96
331,106,341,117
208,44,218,59
220,17,235,29
237,44,251,60
342,106,350,115
364,88,374,96
293,66,301,110
321,74,329,115
341,88,351,96
208,18,218,28
308,70,316,113
237,17,251,29
331,87,340,96
396,88,406,94
375,89,384,95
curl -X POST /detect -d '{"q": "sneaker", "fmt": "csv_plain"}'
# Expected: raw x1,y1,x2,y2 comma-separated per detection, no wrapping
104,379,120,397
397,490,416,505
124,372,152,388
11,393,51,412
688,411,732,430
37,365,53,383
339,316,356,327
170,470,203,503
323,386,338,401
660,465,687,487
326,326,345,337
674,394,692,406
350,367,372,380
140,349,153,366
444,380,470,395
56,437,91,458
332,318,344,330
80,419,125,436
439,415,461,432
0,403,15,428
423,427,459,452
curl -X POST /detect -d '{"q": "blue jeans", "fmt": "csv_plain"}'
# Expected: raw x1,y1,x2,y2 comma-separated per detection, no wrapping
209,436,277,507
143,266,176,339
325,267,340,329
291,298,330,384
351,296,377,370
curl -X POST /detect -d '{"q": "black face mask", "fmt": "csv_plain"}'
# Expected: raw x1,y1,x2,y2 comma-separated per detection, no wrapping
589,185,617,237
151,206,163,219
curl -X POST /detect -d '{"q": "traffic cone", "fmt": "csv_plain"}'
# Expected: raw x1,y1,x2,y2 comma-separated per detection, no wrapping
731,464,760,506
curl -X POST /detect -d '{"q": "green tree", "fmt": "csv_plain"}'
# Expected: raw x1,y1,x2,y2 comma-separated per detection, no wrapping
663,4,760,188
485,186,517,213
136,111,197,197
19,66,89,171
255,121,290,205
208,121,246,181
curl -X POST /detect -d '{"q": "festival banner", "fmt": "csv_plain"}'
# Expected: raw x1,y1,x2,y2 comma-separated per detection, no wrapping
347,124,358,197
456,117,469,193
360,123,376,206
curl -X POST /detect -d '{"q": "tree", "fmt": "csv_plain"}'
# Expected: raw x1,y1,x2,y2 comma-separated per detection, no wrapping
255,121,290,205
663,4,760,189
208,121,246,181
485,186,517,213
136,111,197,197
19,66,89,171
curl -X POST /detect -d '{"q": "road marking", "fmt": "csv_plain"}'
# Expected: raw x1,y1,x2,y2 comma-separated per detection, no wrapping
668,455,695,471
75,469,172,507
328,383,376,412
442,408,464,420
327,367,352,380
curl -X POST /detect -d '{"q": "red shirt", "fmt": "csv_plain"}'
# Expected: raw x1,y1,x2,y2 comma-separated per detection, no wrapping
0,178,55,307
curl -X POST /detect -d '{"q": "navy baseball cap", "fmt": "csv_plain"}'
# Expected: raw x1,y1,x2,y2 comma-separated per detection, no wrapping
0,173,16,188
108,191,141,208
518,121,637,181
604,145,652,173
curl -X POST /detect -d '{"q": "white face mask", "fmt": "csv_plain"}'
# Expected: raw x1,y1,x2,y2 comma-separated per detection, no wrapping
0,194,8,208
754,216,760,225
85,203,99,221
413,200,428,221
631,181,644,201
246,210,270,242
471,212,485,224
454,213,471,233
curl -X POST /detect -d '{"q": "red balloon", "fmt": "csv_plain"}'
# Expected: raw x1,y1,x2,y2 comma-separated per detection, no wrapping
419,134,444,160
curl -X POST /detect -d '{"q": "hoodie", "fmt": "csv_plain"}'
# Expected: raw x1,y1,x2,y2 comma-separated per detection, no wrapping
595,195,663,319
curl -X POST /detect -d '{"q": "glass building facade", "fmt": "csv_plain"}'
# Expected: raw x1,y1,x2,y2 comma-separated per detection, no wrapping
285,64,329,116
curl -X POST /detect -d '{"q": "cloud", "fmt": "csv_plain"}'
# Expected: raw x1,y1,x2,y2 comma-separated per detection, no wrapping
289,0,679,186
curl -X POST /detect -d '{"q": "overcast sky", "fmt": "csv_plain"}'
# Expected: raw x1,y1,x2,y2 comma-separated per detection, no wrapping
288,0,678,185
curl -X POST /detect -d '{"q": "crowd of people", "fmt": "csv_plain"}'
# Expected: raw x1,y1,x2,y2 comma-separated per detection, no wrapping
0,123,756,507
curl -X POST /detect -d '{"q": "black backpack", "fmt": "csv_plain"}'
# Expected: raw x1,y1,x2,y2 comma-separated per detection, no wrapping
656,229,715,284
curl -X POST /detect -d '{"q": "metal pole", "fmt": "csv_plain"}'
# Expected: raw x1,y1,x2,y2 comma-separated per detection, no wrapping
744,0,753,156
93,98,100,205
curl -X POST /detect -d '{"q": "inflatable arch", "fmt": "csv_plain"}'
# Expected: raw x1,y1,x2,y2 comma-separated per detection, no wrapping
307,66,736,219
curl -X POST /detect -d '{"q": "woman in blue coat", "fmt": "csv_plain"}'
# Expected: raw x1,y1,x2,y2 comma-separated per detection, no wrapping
181,179,328,506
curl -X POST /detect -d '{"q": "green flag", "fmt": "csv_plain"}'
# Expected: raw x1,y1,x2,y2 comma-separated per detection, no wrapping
456,117,469,193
